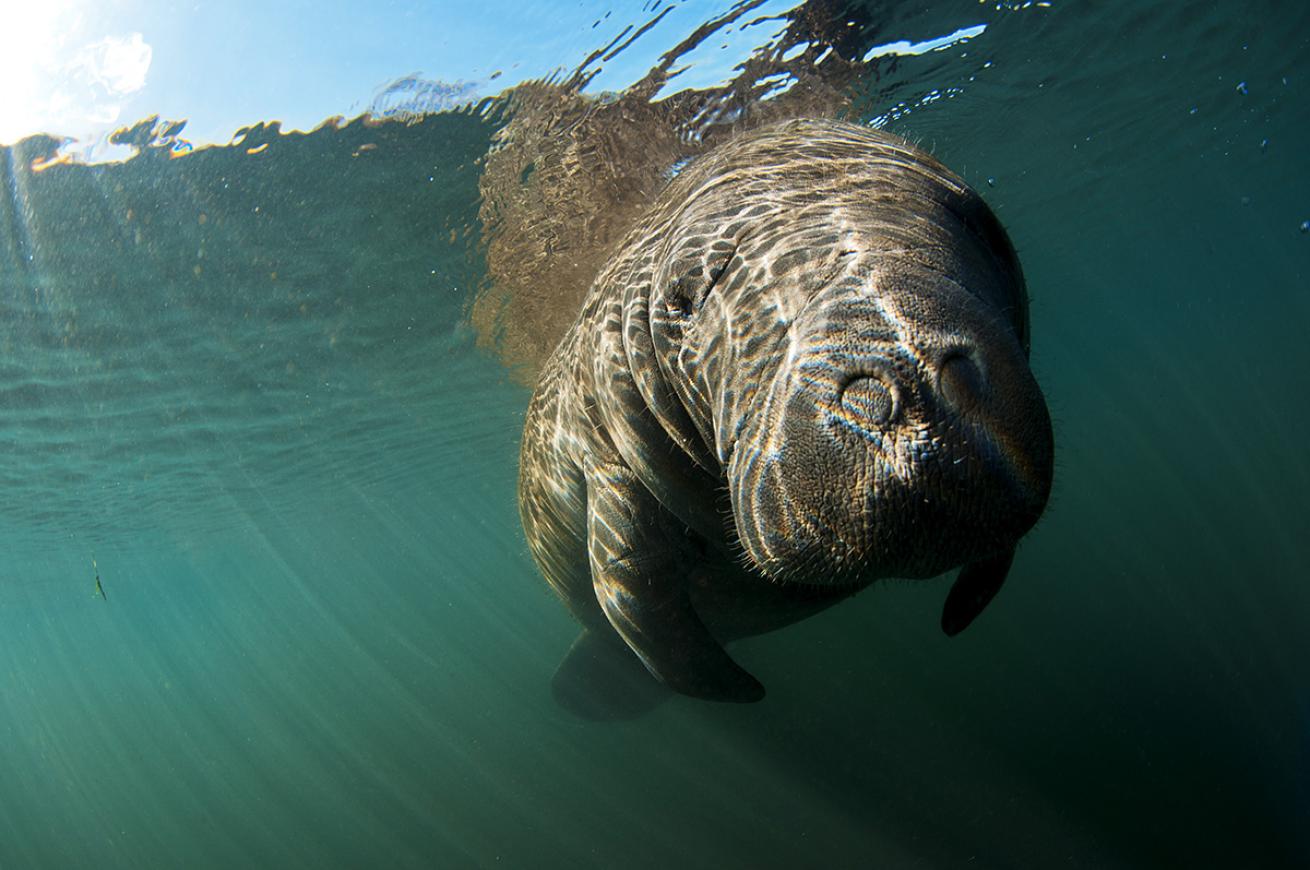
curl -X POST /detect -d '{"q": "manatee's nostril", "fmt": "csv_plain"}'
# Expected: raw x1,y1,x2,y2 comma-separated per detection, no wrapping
938,352,985,412
839,376,896,428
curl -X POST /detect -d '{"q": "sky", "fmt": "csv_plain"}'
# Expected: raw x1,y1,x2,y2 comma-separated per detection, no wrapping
0,0,809,160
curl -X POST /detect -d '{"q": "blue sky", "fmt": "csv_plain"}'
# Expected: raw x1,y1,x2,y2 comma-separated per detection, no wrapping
0,0,808,159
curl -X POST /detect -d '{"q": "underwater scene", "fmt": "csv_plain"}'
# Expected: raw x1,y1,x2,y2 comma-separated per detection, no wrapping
1,1,1307,866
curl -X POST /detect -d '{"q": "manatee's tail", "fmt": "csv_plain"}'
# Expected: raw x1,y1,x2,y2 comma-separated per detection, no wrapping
551,630,669,720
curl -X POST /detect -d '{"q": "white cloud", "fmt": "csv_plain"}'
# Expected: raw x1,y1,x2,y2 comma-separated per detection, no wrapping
0,1,75,143
70,32,153,95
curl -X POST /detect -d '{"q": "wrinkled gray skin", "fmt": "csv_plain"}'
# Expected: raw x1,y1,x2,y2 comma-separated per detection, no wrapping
519,119,1053,706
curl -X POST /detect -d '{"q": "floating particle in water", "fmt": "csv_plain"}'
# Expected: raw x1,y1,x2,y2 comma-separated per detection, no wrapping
987,177,995,187
1301,220,1310,234
1236,81,1249,95
1260,138,1268,152
1189,107,1198,115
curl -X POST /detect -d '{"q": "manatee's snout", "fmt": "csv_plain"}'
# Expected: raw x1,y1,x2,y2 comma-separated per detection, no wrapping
730,299,1053,586
835,342,1050,513
834,351,986,429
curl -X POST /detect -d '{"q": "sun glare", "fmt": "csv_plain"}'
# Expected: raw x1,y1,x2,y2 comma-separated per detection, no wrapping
0,2,70,143
0,1,153,148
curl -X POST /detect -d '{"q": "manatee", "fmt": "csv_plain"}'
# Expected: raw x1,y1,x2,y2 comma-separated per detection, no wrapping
518,118,1054,710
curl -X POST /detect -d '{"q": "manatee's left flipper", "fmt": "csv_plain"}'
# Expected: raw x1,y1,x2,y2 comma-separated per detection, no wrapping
585,459,765,703
941,547,1015,636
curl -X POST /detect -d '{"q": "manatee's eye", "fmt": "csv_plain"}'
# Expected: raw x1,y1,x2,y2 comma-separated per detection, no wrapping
663,241,736,318
667,277,695,318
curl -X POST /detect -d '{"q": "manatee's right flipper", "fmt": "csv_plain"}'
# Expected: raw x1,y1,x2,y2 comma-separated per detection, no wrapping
941,547,1015,636
551,629,669,720
585,459,765,703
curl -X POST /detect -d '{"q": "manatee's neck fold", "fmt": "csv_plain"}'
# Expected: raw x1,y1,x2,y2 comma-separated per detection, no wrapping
575,255,724,541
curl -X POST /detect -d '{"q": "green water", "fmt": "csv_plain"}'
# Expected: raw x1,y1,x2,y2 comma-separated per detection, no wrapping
2,2,1308,867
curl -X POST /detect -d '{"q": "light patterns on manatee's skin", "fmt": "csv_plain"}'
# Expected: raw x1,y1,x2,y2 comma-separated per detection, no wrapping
519,118,1051,698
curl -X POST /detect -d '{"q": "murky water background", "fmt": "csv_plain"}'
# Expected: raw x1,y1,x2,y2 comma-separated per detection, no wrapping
2,2,1308,866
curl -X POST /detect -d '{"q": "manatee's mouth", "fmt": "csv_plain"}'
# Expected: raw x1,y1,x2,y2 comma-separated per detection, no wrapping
725,423,874,587
729,447,1042,588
